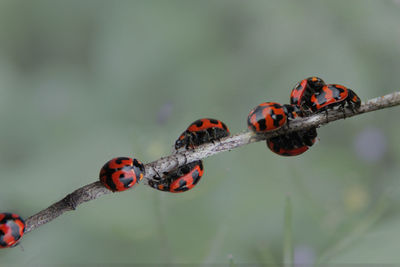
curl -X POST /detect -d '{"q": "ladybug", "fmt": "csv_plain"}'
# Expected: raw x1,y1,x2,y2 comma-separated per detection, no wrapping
247,102,302,133
290,76,326,109
247,102,287,133
267,127,318,156
99,157,145,192
310,84,361,112
148,160,204,193
175,118,230,150
0,213,25,248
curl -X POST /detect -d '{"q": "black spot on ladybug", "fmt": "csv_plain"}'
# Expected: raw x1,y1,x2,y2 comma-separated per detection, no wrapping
272,103,282,109
105,174,117,191
209,119,219,124
194,120,204,127
0,232,7,247
269,109,284,127
115,158,123,164
258,118,267,131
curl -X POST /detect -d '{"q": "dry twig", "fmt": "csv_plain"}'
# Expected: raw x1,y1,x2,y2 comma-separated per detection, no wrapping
24,92,400,233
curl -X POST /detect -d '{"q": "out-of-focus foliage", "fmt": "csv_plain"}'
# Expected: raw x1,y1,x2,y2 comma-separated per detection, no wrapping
1,0,400,265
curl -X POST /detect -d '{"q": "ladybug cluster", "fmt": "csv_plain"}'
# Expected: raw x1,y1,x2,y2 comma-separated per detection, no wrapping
247,76,361,156
98,118,229,194
1,77,360,249
0,213,25,248
150,118,229,193
290,76,361,113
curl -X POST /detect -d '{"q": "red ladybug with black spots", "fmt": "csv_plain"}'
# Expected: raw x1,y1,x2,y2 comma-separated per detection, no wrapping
99,157,145,192
290,76,326,109
247,102,287,133
247,102,302,133
149,160,204,193
175,118,230,150
310,84,361,112
267,127,318,156
0,213,25,248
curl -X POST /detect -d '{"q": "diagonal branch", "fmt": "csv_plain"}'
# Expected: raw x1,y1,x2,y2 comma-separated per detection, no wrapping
24,91,400,233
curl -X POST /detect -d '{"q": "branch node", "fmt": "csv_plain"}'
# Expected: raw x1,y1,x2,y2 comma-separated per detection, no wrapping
63,193,78,210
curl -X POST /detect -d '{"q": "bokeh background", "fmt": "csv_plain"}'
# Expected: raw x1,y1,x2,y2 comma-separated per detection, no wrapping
1,0,400,265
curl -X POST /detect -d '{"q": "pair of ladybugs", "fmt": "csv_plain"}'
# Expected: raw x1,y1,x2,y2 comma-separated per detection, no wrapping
290,76,361,113
247,76,361,156
148,118,229,193
99,118,230,194
247,101,317,156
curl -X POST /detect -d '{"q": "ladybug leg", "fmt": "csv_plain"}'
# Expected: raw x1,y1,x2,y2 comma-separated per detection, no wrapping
347,98,357,114
209,133,216,145
175,152,188,166
152,168,163,181
194,132,205,147
341,102,347,118
213,128,222,143
206,128,215,144
185,133,195,149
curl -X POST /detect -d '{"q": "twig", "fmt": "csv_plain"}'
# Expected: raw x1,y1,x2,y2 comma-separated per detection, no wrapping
24,92,400,233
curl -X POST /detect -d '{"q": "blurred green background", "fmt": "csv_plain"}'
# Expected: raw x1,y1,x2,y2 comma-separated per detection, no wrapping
1,0,400,265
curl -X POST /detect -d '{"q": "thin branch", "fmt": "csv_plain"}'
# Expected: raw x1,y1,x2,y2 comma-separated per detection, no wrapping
24,92,400,233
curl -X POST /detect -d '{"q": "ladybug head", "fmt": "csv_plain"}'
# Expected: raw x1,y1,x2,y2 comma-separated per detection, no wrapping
306,76,325,92
282,104,302,119
174,132,190,150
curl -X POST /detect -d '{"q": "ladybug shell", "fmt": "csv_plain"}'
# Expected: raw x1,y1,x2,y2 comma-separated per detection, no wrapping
267,141,309,156
99,157,145,192
0,213,25,248
267,128,317,157
186,119,228,133
175,118,229,149
290,79,309,106
149,160,204,193
247,102,287,133
169,161,204,193
310,84,349,111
